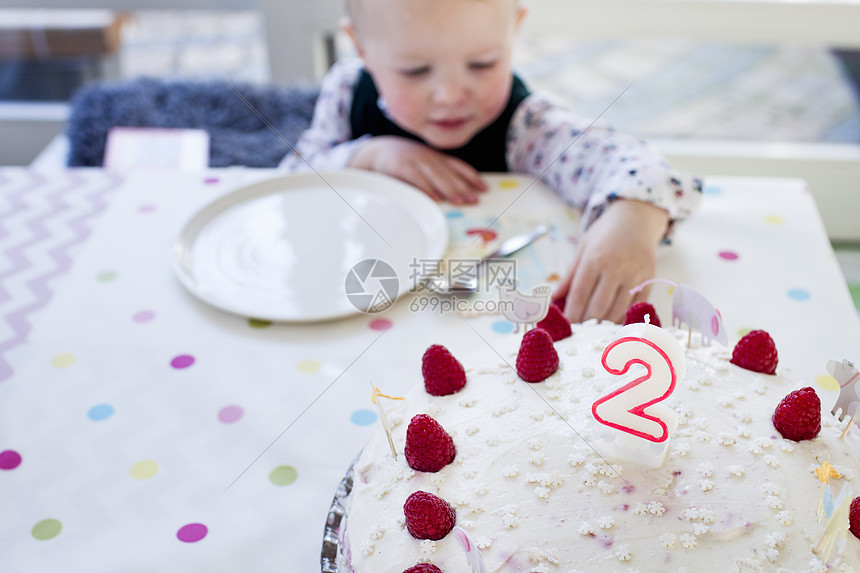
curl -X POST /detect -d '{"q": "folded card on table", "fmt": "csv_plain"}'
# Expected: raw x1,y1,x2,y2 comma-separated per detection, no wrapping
104,127,210,171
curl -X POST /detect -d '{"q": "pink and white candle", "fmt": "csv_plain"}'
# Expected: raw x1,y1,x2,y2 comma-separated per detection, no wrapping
453,526,487,573
591,320,686,466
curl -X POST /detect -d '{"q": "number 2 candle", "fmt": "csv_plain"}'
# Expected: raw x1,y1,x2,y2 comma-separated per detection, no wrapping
591,320,686,466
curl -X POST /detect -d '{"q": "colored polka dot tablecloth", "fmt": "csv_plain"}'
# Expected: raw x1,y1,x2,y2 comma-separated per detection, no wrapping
0,168,858,572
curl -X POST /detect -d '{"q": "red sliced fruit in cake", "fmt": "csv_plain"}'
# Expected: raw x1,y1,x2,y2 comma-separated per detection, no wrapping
404,490,456,540
731,329,778,374
405,414,456,473
516,328,559,382
772,386,821,441
422,344,467,396
623,301,662,327
403,564,443,573
850,497,860,539
536,303,572,341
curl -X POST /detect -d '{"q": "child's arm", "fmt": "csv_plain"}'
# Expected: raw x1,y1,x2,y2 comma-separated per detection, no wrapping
507,93,703,323
348,137,486,205
279,59,369,171
555,199,669,323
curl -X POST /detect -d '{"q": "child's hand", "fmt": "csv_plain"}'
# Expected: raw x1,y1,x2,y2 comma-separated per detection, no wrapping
554,200,669,324
349,136,487,205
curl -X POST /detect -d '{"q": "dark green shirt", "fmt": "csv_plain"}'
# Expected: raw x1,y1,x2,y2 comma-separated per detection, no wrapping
349,69,531,172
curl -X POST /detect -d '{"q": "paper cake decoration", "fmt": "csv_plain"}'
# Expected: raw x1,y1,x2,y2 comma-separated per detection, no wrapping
829,359,860,425
497,284,552,332
630,279,727,346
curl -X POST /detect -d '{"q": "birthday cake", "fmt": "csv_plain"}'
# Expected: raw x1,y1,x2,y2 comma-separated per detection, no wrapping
338,314,860,572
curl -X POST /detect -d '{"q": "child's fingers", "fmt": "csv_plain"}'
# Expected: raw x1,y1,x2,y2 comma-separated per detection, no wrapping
605,282,633,324
564,264,598,323
553,266,574,305
581,275,618,323
419,181,445,203
401,165,444,202
421,161,477,205
629,282,651,307
446,157,488,192
437,162,482,204
616,277,652,322
417,162,462,204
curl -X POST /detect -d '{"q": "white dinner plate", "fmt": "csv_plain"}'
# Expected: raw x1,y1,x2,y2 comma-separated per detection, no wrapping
172,170,448,322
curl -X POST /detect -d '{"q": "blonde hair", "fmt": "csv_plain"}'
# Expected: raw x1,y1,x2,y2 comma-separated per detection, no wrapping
346,0,520,36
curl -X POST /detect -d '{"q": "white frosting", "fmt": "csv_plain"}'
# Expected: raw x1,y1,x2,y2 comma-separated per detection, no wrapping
345,321,860,572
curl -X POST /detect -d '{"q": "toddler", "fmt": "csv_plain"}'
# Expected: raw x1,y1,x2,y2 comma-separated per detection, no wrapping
281,0,702,323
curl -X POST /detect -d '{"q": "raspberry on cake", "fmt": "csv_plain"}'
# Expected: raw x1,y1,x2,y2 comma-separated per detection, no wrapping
624,301,662,327
422,345,467,396
515,327,559,382
403,490,456,541
773,387,822,441
850,497,860,540
402,564,442,573
731,329,778,374
536,304,572,341
404,414,456,473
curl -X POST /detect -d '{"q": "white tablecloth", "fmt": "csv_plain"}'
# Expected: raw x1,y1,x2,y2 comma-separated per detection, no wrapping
1,168,858,572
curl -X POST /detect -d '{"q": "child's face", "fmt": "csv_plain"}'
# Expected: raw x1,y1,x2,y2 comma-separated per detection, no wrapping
346,0,525,150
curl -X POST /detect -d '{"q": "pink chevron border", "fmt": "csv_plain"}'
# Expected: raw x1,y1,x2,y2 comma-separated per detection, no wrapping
0,169,124,381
